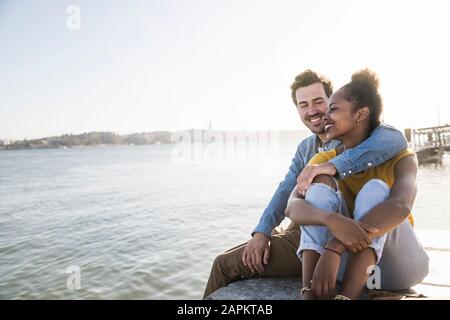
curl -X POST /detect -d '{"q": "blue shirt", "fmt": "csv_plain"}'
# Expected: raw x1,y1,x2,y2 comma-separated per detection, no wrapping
252,123,408,237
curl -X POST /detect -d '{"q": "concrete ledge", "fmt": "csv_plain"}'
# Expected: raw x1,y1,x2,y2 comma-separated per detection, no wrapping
206,277,301,300
206,230,450,300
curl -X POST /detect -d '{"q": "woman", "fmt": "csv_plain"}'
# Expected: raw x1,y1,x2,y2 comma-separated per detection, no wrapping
285,69,429,300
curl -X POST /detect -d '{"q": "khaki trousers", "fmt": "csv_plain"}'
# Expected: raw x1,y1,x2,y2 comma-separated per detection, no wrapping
203,223,301,299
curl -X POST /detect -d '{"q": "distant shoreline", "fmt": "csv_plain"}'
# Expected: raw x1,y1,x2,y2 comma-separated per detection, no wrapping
0,143,175,151
0,129,310,151
0,131,174,151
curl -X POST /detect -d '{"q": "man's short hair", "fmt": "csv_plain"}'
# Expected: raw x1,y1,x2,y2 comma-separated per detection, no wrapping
290,70,333,106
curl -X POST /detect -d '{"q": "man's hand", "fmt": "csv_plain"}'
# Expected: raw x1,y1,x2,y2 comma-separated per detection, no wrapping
297,163,337,196
242,233,270,273
325,213,378,253
311,249,341,299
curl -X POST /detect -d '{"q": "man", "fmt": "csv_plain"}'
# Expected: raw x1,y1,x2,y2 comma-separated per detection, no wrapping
202,70,407,299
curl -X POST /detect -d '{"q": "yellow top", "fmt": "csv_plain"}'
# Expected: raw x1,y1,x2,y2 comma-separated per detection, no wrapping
309,149,415,227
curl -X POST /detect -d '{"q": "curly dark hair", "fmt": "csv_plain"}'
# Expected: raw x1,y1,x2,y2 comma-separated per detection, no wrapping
341,68,383,132
290,70,333,106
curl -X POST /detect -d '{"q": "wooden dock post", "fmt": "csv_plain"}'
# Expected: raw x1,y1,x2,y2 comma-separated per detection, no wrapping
405,125,450,164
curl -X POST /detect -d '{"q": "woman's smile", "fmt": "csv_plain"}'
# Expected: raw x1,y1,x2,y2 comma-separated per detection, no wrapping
324,122,334,132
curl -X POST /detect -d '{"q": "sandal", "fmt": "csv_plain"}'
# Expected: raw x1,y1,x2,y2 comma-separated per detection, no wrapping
334,294,351,300
300,287,312,297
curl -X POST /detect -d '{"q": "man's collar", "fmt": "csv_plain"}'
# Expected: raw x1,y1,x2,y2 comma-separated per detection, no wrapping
315,134,341,152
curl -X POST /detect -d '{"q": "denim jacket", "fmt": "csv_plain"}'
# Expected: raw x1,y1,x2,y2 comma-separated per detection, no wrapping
252,123,407,237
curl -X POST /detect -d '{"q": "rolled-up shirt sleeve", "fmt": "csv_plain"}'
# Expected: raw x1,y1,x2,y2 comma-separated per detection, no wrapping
329,124,408,179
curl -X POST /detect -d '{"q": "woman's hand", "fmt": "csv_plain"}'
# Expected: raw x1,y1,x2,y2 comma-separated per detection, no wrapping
325,213,378,253
311,250,341,299
297,163,337,196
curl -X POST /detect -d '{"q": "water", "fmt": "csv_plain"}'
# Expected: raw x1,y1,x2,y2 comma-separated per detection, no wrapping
1,144,449,299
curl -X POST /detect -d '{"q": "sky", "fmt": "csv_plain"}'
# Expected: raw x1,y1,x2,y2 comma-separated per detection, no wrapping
1,0,450,140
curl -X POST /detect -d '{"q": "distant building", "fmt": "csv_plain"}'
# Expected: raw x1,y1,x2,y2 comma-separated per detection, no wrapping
0,140,4,146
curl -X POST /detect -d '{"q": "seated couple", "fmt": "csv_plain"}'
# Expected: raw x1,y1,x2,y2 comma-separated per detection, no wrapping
203,69,429,300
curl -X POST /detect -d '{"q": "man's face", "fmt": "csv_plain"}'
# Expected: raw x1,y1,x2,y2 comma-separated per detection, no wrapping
294,82,329,134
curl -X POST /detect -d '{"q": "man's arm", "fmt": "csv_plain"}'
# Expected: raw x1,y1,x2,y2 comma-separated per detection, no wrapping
252,143,306,237
296,124,408,195
243,142,306,274
329,124,408,178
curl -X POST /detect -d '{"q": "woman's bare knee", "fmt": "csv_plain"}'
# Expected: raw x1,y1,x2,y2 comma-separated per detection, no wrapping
312,174,337,190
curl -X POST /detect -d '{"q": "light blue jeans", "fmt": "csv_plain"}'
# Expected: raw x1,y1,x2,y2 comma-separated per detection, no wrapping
298,179,429,290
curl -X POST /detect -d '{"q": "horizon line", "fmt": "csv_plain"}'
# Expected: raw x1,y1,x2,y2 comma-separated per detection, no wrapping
0,128,314,142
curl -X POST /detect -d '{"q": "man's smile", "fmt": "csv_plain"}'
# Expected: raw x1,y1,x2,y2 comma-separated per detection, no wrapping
307,113,324,126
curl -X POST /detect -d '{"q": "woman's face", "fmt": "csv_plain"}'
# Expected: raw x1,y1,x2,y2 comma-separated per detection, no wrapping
323,89,359,141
